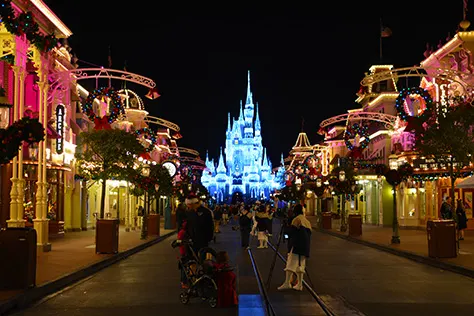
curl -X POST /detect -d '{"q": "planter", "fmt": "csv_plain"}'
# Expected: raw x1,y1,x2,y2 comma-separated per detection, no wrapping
148,214,161,236
348,214,362,237
96,219,119,254
49,220,65,238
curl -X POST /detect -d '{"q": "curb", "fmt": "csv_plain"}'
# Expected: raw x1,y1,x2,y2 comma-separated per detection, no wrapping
0,231,176,316
316,227,474,279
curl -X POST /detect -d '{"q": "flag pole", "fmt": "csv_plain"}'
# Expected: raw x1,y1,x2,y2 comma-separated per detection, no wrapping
379,18,383,61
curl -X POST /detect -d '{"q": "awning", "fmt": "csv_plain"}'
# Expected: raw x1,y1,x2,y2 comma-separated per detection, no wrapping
47,124,60,139
456,176,474,189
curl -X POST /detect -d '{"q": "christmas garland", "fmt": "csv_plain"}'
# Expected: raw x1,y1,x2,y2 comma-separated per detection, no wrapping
135,127,157,152
344,123,370,153
0,0,57,52
0,117,44,164
82,87,124,129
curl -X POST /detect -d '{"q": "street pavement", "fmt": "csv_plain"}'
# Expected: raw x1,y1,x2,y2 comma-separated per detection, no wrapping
9,217,474,316
264,219,474,316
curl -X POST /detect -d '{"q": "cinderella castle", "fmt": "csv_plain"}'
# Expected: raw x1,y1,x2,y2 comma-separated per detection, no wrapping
201,71,285,203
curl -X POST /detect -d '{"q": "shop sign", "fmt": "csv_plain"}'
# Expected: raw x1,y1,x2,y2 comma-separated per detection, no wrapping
412,156,466,170
56,104,64,154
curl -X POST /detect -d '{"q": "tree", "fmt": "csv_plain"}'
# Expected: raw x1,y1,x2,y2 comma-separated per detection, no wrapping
329,159,361,232
75,129,144,219
129,163,173,239
415,103,474,204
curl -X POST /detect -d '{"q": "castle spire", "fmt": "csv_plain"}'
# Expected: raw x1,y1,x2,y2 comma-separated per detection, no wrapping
239,100,244,121
246,70,253,105
227,112,231,131
280,153,285,166
217,147,226,173
255,102,261,130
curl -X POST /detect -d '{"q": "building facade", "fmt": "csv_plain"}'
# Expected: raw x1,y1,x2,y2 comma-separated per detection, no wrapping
202,71,283,202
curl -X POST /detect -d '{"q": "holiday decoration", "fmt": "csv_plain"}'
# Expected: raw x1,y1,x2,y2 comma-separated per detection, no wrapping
344,123,370,159
0,117,45,164
0,0,58,52
395,87,434,134
145,87,161,100
82,87,124,129
135,127,158,152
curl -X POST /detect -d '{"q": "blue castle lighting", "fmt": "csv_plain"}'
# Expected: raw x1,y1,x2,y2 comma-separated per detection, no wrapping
201,71,285,203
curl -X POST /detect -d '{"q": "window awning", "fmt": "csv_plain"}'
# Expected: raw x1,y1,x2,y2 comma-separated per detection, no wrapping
456,176,474,189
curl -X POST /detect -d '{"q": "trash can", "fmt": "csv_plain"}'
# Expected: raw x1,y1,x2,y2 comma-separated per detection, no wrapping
148,213,161,236
322,212,332,229
96,219,119,254
0,227,37,290
427,220,457,258
349,214,362,237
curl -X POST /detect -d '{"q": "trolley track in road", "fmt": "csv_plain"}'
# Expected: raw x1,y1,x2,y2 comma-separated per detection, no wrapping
247,240,337,316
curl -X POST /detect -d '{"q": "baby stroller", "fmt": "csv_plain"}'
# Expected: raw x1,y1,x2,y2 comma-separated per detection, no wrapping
171,239,219,307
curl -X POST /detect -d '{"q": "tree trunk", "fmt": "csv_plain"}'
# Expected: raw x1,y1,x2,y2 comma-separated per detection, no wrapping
340,195,347,232
449,156,455,205
100,179,107,219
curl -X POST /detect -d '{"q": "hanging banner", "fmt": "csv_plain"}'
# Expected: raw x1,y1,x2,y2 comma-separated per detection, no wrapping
56,104,65,154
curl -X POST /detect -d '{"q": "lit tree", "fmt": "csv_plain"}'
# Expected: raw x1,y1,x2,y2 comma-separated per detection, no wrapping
129,163,173,239
415,102,474,203
75,129,144,219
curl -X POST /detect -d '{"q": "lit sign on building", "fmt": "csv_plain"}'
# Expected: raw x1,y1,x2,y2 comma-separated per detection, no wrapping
56,104,65,154
412,157,466,170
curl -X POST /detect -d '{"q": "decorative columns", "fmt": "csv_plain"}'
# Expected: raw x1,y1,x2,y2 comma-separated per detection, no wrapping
33,62,51,251
7,64,26,227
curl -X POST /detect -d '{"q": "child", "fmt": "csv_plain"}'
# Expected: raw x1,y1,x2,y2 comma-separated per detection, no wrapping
214,251,238,308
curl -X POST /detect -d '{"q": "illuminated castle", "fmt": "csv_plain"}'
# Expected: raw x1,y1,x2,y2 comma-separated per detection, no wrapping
201,71,283,202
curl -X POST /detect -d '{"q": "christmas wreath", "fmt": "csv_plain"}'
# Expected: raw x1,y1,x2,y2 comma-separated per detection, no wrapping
344,123,370,159
395,87,434,134
135,127,158,152
82,87,124,129
0,0,57,52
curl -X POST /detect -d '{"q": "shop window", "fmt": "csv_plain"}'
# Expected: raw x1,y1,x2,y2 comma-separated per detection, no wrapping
47,169,64,221
23,165,38,224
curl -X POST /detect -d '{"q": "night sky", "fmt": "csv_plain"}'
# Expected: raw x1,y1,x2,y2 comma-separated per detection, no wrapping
45,1,466,166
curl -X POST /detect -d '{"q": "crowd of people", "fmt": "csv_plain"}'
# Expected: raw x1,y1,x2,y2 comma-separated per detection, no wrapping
174,192,312,308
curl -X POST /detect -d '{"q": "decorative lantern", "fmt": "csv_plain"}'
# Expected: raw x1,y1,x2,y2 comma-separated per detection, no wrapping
316,178,322,187
339,170,346,182
389,154,398,170
0,103,11,129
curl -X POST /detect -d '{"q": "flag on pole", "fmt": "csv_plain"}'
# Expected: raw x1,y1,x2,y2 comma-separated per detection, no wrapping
108,46,112,68
381,26,392,38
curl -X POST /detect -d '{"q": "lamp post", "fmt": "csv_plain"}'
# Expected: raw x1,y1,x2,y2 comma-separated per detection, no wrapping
141,163,150,240
388,154,400,244
339,170,348,232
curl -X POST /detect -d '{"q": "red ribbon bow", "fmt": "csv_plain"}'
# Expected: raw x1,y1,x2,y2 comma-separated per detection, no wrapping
94,116,112,130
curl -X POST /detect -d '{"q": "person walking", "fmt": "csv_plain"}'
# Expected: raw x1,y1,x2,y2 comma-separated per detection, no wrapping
456,199,468,240
176,202,187,231
255,205,269,248
239,205,253,248
213,205,223,233
278,204,312,291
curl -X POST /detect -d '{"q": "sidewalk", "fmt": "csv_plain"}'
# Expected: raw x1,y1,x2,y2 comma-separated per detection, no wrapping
308,216,474,279
0,223,175,315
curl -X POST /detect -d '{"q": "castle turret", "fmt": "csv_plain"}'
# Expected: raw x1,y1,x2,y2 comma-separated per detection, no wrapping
217,147,227,174
244,70,255,138
254,102,261,136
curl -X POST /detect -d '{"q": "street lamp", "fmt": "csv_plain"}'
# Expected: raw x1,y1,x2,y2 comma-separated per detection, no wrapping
141,163,150,240
339,170,347,232
388,154,401,244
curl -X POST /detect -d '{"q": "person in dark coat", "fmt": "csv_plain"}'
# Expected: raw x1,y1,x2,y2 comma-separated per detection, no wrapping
278,204,311,291
255,205,269,248
239,205,253,248
213,205,223,233
176,202,187,231
440,197,454,219
456,199,468,240
185,193,214,254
